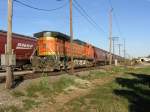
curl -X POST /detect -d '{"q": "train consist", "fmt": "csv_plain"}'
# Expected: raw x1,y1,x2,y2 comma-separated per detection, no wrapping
0,30,122,71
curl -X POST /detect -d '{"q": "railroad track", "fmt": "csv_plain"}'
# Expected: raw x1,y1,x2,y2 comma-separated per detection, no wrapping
23,66,103,80
0,65,109,83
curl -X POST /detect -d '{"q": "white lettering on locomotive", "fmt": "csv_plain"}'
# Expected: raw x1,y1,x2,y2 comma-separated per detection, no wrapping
16,43,33,49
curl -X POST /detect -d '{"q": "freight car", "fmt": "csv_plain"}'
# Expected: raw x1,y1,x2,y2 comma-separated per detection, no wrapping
93,47,109,65
0,30,37,70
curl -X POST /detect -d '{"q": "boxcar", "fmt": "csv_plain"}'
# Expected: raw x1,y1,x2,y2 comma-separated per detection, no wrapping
0,30,37,69
93,47,109,65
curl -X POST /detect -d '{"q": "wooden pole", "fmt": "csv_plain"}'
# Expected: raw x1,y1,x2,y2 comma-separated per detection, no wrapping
70,0,74,74
5,0,13,89
124,39,126,65
112,38,115,55
118,44,121,56
109,8,113,65
112,37,119,57
124,39,126,59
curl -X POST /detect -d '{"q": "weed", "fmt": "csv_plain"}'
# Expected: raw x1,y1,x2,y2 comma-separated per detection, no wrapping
111,66,128,73
62,81,128,112
26,84,39,97
0,105,23,112
26,76,75,98
23,99,41,110
60,66,150,112
81,70,111,80
12,91,25,97
52,77,75,93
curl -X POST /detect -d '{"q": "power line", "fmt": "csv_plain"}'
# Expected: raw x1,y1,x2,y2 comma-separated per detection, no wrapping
73,3,106,45
73,0,107,34
113,13,122,36
73,4,99,32
108,0,113,9
108,0,122,37
13,0,68,12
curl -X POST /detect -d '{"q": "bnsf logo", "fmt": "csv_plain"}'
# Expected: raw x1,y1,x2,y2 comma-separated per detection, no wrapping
16,43,33,49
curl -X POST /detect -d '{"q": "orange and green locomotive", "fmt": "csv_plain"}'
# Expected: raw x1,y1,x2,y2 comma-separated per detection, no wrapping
31,31,122,71
31,31,94,71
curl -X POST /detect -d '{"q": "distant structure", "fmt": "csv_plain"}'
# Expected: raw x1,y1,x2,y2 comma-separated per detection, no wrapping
147,55,150,58
139,57,150,63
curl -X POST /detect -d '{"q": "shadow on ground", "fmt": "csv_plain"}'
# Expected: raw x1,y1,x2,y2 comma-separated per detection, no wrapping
114,73,150,112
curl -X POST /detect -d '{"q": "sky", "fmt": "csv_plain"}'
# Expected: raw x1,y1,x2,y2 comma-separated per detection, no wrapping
0,0,150,58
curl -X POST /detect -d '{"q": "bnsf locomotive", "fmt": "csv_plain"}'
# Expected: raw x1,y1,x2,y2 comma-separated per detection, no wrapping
31,31,121,71
0,30,122,71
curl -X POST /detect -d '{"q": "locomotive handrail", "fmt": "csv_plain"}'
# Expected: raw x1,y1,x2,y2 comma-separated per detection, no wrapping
30,48,37,63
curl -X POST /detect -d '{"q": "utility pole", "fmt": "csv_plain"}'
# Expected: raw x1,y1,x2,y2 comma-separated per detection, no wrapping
112,38,115,55
70,0,74,74
5,0,13,89
112,37,119,55
124,39,126,59
109,8,113,65
123,39,126,65
117,44,122,56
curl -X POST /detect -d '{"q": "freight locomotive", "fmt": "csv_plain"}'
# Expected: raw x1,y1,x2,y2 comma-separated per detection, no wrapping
31,31,122,71
0,30,122,71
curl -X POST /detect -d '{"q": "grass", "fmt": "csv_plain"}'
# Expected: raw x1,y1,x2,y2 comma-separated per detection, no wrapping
12,90,25,97
80,66,130,80
0,105,23,112
0,99,41,112
61,82,129,112
133,66,150,74
10,76,75,111
25,76,75,97
111,66,128,73
9,66,150,112
60,66,150,112
80,71,110,80
23,99,41,110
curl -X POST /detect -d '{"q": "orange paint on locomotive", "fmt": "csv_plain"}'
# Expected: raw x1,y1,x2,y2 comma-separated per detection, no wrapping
37,37,56,56
37,32,94,60
85,44,94,59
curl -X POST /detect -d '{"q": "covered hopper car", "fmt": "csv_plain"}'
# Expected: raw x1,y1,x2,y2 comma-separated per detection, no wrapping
0,30,37,69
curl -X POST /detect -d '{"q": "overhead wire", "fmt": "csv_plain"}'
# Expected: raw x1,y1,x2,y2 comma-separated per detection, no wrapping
73,3,100,32
13,0,107,46
108,0,122,37
73,1,107,46
108,0,127,57
13,0,106,35
13,0,68,12
73,0,107,35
